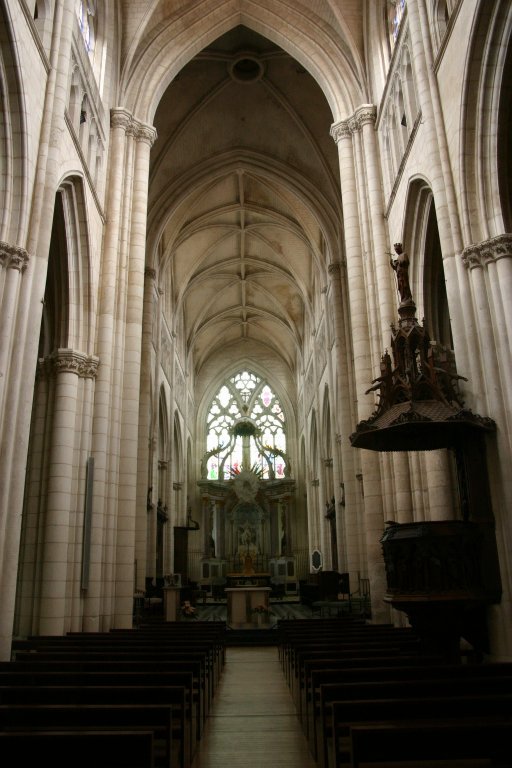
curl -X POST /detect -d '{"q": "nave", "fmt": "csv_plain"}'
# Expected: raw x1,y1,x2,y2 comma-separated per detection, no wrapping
190,646,317,768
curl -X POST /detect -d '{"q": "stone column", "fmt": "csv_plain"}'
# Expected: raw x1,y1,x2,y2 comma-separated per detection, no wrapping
424,450,455,521
39,350,99,635
115,119,157,627
330,116,389,622
462,236,512,454
0,0,73,660
135,268,157,592
327,262,359,575
393,453,414,523
0,244,29,409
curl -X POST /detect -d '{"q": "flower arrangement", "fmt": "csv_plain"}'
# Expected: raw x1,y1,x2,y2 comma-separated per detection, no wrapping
181,600,197,618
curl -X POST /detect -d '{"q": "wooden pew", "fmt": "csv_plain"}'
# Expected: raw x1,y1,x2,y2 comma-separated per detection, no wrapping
307,661,512,744
13,636,223,694
5,620,227,767
280,627,421,692
0,667,202,743
2,658,208,728
11,650,214,711
0,685,191,768
0,729,155,768
0,704,174,767
300,655,442,733
13,639,220,705
317,678,512,768
330,696,512,768
278,621,417,679
348,717,512,768
288,639,421,700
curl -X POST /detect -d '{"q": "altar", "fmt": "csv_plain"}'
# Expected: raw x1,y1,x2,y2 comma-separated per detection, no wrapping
225,552,270,588
225,573,270,588
225,586,272,628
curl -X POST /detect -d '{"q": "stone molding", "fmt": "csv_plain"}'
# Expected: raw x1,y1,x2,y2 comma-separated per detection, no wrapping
0,241,29,271
330,119,351,143
38,349,100,379
110,109,157,147
330,104,377,143
110,108,132,132
462,234,512,270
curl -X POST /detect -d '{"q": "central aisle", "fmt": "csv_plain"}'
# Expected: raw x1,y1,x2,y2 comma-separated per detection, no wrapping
191,645,318,767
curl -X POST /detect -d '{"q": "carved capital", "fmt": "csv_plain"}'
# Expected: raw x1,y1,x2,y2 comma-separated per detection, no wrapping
145,267,157,281
133,123,158,147
110,108,132,132
330,120,351,144
0,241,29,271
353,104,377,130
45,349,100,378
462,234,512,269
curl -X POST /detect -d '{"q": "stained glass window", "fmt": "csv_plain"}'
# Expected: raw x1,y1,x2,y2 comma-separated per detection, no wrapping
205,371,287,480
77,1,96,52
388,0,406,46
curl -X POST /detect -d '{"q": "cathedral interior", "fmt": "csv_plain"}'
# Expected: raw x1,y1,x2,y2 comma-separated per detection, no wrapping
0,0,512,681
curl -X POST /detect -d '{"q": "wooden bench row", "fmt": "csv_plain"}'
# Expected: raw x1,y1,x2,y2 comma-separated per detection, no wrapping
276,617,512,768
3,620,227,768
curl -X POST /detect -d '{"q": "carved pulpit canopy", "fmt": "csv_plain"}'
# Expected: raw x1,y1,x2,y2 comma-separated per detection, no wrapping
350,243,496,452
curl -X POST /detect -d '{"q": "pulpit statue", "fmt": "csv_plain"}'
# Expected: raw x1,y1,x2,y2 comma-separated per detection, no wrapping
390,242,413,304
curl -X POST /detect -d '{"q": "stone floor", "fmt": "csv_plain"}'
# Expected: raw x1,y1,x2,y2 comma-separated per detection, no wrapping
190,646,318,768
192,599,314,625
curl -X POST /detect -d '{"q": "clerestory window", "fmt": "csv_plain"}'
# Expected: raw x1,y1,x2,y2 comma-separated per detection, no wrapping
77,0,96,52
205,371,287,480
388,0,407,49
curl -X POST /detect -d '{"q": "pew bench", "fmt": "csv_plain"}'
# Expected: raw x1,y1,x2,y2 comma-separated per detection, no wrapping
0,684,191,768
1,656,210,720
0,729,155,768
308,662,512,752
329,694,512,768
348,718,512,768
299,654,443,722
11,650,215,717
289,643,414,700
316,677,512,768
0,667,202,742
0,703,175,767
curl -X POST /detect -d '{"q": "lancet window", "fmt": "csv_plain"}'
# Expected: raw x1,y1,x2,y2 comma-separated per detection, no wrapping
205,371,287,481
77,1,96,52
388,0,407,49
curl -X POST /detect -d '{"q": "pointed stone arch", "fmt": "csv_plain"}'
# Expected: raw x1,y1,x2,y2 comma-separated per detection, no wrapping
0,1,29,244
460,0,512,241
15,175,98,638
402,177,452,351
120,1,366,124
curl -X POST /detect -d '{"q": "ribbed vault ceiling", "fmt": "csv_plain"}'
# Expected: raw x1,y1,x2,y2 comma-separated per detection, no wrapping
148,24,344,381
